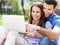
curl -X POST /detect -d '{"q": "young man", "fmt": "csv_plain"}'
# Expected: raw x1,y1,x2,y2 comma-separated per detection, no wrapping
26,0,60,45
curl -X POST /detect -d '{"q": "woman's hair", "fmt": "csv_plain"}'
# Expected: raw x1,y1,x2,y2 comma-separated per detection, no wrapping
29,2,45,28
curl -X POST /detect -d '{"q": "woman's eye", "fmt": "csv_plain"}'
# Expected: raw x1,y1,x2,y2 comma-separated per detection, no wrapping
32,11,35,13
37,11,40,13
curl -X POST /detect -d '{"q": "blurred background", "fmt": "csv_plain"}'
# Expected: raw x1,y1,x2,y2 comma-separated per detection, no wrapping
0,0,60,26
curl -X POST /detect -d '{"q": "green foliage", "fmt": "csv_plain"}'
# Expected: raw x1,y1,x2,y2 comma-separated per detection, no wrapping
0,15,2,26
0,0,1,3
11,1,19,14
0,0,2,14
24,14,29,21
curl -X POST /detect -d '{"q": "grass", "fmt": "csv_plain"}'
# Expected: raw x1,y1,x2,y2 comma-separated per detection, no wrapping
0,15,2,26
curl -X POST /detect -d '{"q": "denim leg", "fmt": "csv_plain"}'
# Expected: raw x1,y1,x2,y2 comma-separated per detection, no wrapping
38,37,53,45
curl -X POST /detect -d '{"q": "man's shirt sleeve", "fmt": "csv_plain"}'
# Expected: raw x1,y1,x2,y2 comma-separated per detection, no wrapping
52,26,60,33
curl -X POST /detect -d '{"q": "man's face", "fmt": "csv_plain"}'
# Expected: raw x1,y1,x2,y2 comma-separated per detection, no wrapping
43,3,55,18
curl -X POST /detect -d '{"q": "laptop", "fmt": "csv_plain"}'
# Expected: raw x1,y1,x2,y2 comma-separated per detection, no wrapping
2,15,27,33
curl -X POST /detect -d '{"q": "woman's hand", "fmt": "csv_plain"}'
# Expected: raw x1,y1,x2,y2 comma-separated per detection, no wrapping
25,23,34,31
25,32,35,38
25,23,40,31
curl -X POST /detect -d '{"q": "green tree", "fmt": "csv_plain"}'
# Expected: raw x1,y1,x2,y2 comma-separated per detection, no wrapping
0,0,2,14
2,0,19,14
11,0,19,14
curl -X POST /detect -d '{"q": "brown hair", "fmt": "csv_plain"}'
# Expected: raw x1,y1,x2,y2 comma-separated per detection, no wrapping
29,2,45,28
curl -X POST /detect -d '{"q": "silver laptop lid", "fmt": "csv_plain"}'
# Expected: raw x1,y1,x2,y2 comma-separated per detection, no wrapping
2,15,26,33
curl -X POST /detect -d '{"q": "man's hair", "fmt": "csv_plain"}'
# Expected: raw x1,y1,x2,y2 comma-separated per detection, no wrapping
44,0,57,8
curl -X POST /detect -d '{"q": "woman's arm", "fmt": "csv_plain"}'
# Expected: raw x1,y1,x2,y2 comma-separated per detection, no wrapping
25,31,44,38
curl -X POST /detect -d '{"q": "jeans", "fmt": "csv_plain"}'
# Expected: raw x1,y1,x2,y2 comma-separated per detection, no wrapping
38,37,53,45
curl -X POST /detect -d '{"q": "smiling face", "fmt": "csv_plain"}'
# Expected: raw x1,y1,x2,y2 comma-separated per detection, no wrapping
31,6,41,21
43,3,56,18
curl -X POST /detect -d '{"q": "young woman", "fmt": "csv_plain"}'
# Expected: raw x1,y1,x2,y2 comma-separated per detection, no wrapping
25,2,45,45
4,2,46,45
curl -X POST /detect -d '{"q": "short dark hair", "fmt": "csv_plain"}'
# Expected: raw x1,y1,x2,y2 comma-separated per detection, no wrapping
44,0,57,8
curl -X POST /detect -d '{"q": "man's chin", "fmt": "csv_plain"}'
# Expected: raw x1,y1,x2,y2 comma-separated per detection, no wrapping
45,16,48,18
45,15,48,17
45,14,52,18
45,15,51,18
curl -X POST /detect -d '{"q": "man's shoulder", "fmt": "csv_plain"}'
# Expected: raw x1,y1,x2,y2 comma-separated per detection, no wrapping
49,12,60,20
53,14,60,22
51,18,60,27
49,13,60,27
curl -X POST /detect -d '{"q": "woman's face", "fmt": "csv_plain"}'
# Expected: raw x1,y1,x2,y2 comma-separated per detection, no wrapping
31,6,41,21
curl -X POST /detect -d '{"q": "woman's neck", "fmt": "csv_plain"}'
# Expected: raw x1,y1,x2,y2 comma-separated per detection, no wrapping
32,20,40,25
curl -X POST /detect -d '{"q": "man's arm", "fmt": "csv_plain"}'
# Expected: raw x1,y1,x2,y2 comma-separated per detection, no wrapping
37,26,60,41
34,31,44,38
25,24,60,41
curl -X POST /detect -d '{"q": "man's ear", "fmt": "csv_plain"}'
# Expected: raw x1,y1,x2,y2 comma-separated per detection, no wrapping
54,7,57,11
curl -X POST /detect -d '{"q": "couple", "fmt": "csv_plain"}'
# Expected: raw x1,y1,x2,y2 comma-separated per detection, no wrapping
2,0,60,45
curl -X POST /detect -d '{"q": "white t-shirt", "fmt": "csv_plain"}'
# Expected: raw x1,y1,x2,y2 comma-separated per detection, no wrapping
45,21,53,29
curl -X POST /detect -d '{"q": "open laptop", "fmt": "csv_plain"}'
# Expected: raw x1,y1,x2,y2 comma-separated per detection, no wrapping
2,15,27,33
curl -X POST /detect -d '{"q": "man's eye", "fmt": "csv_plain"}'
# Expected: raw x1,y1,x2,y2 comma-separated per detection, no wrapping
43,7,46,9
48,9,51,10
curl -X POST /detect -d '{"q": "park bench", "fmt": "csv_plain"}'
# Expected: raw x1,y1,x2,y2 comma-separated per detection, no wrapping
55,8,60,16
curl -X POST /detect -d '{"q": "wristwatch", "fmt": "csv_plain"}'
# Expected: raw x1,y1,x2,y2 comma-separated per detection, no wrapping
36,26,41,30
